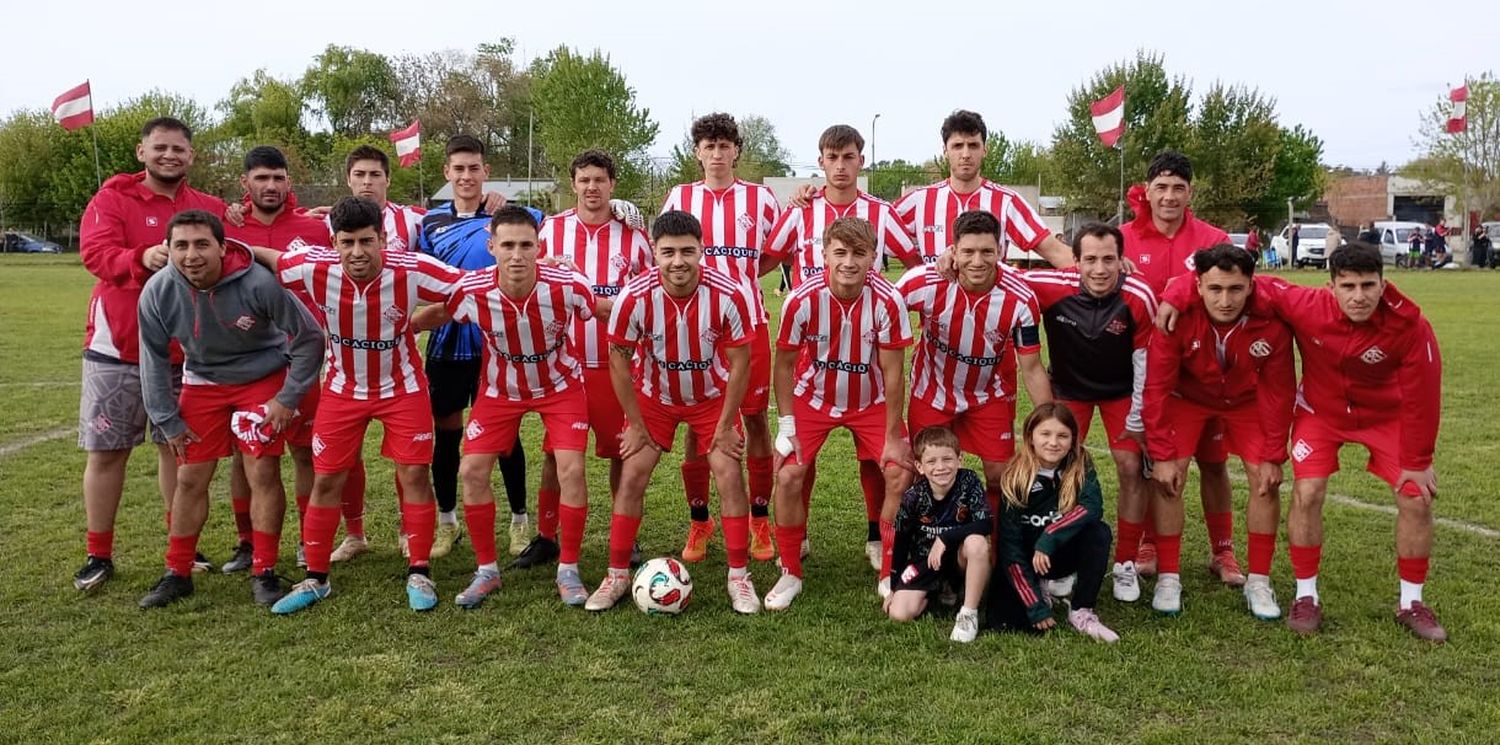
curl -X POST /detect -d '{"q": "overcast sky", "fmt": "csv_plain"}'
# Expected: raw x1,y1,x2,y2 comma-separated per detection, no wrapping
5,0,1490,176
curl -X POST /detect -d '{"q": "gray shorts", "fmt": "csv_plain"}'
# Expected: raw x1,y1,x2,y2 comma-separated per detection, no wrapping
77,356,182,451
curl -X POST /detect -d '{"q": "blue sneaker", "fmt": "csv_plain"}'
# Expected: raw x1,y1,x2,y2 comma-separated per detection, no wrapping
407,573,439,611
271,578,330,615
455,569,502,609
556,565,589,606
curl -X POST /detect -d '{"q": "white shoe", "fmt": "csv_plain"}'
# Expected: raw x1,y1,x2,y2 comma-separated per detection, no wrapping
1067,607,1120,643
330,535,369,563
950,608,980,643
877,576,891,599
1243,576,1281,620
1152,574,1182,615
864,540,882,571
764,570,803,611
727,571,761,614
584,571,631,612
1112,561,1141,602
1043,573,1076,600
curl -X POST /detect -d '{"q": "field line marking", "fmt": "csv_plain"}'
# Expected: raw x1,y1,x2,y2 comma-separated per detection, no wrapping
0,381,80,389
0,426,73,458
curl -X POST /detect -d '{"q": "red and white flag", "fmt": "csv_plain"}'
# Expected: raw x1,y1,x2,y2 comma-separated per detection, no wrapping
1446,84,1468,134
1091,86,1125,148
51,81,95,131
390,120,421,167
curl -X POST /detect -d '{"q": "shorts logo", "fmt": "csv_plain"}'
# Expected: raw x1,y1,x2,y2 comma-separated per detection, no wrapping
383,305,405,324
1104,318,1129,336
234,315,257,331
1000,432,1012,440
1361,346,1387,364
737,214,757,231
91,414,112,433
413,431,434,443
466,420,484,440
146,216,159,227
1291,439,1313,462
570,421,589,431
311,434,326,456
1248,339,1272,358
1190,340,1201,351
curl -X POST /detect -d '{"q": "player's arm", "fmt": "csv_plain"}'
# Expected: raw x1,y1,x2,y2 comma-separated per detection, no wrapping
714,342,751,458
1017,351,1052,406
609,341,655,458
249,245,284,271
879,206,922,270
1033,234,1076,269
889,499,915,582
1035,465,1104,555
758,211,799,277
879,344,912,468
1256,324,1297,467
258,277,324,419
1125,284,1157,435
1142,323,1185,490
79,194,161,283
772,308,804,464
944,473,994,543
1396,318,1443,498
135,284,190,447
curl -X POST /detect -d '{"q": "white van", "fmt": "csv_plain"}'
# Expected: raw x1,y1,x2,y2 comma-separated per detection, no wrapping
1372,221,1425,266
1271,222,1343,268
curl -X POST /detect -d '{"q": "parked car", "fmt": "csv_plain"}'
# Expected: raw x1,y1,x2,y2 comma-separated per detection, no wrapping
2,231,63,253
1228,232,1249,251
1271,222,1342,268
1372,221,1426,266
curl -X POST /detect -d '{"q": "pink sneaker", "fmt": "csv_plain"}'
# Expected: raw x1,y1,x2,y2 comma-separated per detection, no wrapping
1395,601,1447,643
1067,607,1120,643
1286,596,1323,636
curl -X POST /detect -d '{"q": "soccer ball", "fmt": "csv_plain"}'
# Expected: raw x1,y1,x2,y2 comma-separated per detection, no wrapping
632,557,693,615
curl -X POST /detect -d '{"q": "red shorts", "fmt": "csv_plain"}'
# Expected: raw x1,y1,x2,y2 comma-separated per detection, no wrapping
741,323,772,416
285,384,320,449
634,394,732,456
792,398,904,465
1196,417,1229,464
1289,413,1421,496
907,395,1015,462
1157,398,1267,464
312,389,433,474
1061,397,1139,454
467,386,589,455
177,371,296,464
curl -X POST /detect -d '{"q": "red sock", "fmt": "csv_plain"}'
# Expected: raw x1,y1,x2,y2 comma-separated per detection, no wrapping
231,497,253,544
775,524,807,577
1155,533,1183,574
1288,543,1322,580
402,500,437,567
86,530,114,559
1397,555,1429,584
1115,519,1145,564
722,514,750,569
303,504,341,574
165,534,200,577
747,456,773,513
341,460,366,538
1204,511,1234,554
537,488,561,540
879,518,895,579
682,461,711,518
1247,531,1276,577
251,530,280,575
608,513,643,570
559,503,587,564
859,460,883,523
465,501,498,567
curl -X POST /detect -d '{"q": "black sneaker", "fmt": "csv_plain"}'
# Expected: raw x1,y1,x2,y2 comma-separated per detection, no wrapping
139,573,194,609
251,571,287,607
221,542,254,574
508,536,560,569
192,552,215,574
73,556,115,592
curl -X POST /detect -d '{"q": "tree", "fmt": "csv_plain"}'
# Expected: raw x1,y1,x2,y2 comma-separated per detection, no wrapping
925,133,1052,189
1253,124,1325,229
868,159,939,201
664,113,791,186
530,47,659,202
301,45,399,137
1407,71,1500,222
1184,83,1282,227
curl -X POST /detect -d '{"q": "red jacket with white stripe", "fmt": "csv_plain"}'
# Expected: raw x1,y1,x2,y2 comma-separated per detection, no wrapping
79,172,226,363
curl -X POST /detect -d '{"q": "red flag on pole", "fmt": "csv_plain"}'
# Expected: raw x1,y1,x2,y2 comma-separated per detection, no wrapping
51,81,95,131
390,120,422,167
1091,86,1125,148
1446,84,1469,133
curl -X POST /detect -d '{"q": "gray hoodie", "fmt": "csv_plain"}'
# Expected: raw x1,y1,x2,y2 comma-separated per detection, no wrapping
138,239,323,439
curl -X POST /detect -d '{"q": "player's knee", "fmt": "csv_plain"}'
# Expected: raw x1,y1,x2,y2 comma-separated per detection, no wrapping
459,458,491,492
1395,494,1432,520
1111,449,1140,474
776,464,806,491
962,534,990,559
887,600,921,622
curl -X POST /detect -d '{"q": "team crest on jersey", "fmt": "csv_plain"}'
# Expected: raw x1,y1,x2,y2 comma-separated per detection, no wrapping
388,235,408,252
383,305,405,324
1104,318,1129,336
466,420,484,440
610,254,629,271
983,328,1005,343
234,315,256,331
930,319,950,337
146,216,159,228
1249,339,1272,358
1138,253,1152,265
311,435,326,456
545,320,567,342
737,214,756,231
1360,346,1387,364
1182,255,1195,271
1291,439,1313,462
863,328,880,343
703,326,721,345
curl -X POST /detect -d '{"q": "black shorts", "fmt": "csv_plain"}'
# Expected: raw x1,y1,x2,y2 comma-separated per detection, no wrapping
426,357,482,418
892,546,965,595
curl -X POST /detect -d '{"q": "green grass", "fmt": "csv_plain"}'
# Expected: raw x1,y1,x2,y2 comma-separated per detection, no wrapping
2,254,1497,743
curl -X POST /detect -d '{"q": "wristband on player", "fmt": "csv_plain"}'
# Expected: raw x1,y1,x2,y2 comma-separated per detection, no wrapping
774,414,796,457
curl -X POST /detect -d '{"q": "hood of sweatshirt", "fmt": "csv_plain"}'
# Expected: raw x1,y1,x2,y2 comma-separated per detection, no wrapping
164,237,255,293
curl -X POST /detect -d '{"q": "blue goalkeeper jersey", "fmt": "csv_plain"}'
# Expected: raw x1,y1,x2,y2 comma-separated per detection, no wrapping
418,203,545,361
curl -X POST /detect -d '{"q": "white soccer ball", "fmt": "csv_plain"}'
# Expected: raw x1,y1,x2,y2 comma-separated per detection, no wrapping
631,557,693,615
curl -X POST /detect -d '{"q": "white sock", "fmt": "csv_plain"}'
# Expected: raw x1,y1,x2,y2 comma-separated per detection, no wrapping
1247,573,1271,585
512,512,528,524
438,510,459,526
557,562,578,576
1296,576,1320,603
728,566,748,579
609,567,630,579
478,562,499,575
1399,580,1423,610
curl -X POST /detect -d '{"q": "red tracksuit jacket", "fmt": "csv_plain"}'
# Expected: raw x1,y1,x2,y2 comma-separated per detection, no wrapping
223,192,329,252
1120,184,1230,295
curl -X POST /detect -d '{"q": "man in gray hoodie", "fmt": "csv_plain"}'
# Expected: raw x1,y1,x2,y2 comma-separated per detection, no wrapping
136,210,323,609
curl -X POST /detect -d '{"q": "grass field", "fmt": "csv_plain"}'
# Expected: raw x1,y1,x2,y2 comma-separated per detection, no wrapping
2,254,1497,743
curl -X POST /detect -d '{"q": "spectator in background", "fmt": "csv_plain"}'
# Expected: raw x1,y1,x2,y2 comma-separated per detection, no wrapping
1472,226,1492,269
1245,224,1262,264
1407,227,1425,269
1357,223,1380,245
1426,224,1448,268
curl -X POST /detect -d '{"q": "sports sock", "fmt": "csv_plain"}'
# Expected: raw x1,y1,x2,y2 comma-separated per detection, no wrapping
747,455,773,519
251,530,280,575
498,438,528,516
879,518,895,580
165,534,200,577
1205,511,1234,554
231,497,253,545
682,460,711,523
1289,543,1322,602
302,504,341,574
1397,556,1429,610
537,487,561,540
1247,531,1276,577
432,428,462,513
722,514,750,569
859,460,883,523
1154,533,1183,575
608,514,644,570
341,460,366,538
86,530,114,560
402,500,438,568
1115,518,1145,564
775,524,807,577
559,503,587,564
439,509,459,527
465,501,498,568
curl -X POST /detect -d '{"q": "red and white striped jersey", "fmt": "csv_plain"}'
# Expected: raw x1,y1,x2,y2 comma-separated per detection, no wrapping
764,191,918,288
277,247,462,400
661,179,780,324
607,266,754,406
538,209,654,368
777,273,913,418
320,201,425,252
445,265,596,401
893,179,1050,261
896,265,1042,413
